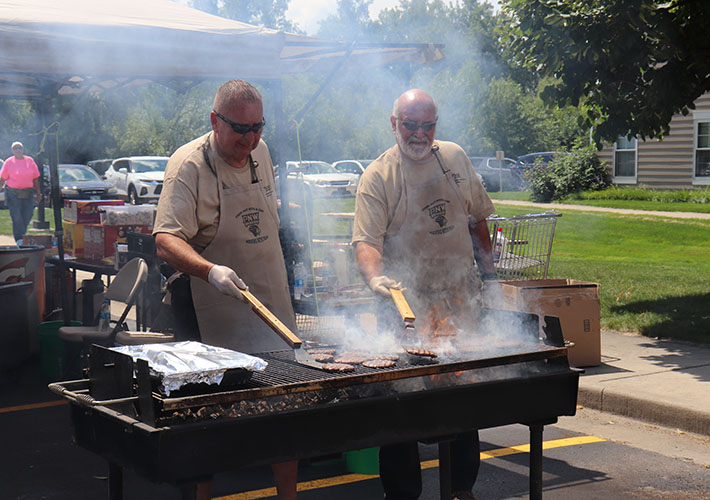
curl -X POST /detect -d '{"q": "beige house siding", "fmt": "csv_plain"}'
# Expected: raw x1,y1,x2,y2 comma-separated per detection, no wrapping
599,93,710,189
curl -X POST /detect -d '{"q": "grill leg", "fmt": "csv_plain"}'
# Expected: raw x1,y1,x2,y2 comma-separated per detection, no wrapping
529,424,543,500
108,461,123,500
438,441,452,500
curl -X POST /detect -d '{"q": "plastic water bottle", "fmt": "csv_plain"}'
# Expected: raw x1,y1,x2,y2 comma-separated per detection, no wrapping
493,227,504,263
293,262,306,300
99,300,110,331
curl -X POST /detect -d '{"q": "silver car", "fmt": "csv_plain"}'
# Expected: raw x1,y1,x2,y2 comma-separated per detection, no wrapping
278,161,359,199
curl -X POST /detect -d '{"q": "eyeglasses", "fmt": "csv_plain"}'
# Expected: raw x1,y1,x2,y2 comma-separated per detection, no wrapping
12,146,23,150
398,118,437,132
214,110,265,135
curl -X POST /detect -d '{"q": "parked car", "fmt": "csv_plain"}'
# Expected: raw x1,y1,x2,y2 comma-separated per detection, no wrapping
468,156,525,191
275,161,359,199
332,159,374,177
87,158,114,177
42,164,119,205
104,156,169,204
517,151,556,167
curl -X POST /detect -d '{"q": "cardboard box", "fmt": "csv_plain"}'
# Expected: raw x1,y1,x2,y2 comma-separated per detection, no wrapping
83,224,152,260
62,221,86,258
63,199,124,224
497,279,601,367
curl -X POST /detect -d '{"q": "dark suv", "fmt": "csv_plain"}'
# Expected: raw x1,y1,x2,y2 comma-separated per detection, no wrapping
468,157,525,191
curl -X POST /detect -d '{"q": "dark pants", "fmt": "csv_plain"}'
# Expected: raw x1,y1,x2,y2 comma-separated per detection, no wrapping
6,189,35,242
379,432,480,500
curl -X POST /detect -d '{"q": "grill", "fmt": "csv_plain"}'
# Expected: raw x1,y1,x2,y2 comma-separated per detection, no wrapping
329,180,350,186
49,310,579,500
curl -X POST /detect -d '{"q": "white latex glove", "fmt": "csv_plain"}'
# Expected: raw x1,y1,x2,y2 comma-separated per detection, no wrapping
481,278,503,308
369,275,403,298
208,265,248,303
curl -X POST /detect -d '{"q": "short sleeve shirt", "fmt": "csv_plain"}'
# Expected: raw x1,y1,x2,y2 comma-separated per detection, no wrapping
0,156,40,189
352,140,495,248
153,132,278,253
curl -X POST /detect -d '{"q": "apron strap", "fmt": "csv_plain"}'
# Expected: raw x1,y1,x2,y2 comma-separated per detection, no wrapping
201,138,259,183
431,144,469,218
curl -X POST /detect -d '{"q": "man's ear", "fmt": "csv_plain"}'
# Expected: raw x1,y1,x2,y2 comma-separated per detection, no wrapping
390,115,397,134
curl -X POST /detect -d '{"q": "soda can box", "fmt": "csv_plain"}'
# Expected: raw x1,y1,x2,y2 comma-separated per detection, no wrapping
63,199,124,224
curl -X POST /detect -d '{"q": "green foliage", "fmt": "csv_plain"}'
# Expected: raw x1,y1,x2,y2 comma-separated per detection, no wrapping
502,0,710,142
572,186,710,204
526,142,610,201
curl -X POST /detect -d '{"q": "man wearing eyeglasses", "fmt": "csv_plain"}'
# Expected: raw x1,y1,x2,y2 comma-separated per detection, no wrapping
154,80,298,500
352,89,499,500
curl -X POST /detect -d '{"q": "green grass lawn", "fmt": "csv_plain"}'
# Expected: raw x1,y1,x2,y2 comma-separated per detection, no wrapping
0,206,56,238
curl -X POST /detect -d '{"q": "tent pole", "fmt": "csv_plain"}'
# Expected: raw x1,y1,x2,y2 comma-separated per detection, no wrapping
38,94,71,325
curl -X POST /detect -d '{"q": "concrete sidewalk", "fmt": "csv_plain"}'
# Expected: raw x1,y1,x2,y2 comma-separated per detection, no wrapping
578,329,710,436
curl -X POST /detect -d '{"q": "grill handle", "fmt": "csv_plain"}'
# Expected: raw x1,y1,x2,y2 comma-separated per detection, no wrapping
48,382,138,407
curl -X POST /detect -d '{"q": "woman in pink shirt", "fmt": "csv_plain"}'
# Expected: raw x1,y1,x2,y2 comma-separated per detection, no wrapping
0,141,41,245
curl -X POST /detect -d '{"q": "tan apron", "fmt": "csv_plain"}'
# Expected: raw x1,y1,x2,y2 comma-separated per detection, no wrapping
382,145,481,330
190,140,297,353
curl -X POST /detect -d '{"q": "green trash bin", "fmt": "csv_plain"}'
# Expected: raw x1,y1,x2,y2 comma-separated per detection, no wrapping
344,447,380,475
38,320,81,381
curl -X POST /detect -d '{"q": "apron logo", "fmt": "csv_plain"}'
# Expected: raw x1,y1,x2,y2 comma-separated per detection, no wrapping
237,207,269,244
423,199,455,235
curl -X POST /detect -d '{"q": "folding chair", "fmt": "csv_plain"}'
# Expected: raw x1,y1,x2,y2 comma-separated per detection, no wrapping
58,258,172,371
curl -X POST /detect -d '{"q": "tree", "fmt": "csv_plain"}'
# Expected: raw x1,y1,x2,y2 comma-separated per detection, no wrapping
501,0,710,142
191,0,299,32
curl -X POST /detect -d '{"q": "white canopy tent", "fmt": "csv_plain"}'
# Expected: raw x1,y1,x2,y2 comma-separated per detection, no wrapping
0,0,443,96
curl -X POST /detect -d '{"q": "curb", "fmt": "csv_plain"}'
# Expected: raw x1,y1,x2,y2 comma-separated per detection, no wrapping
578,386,710,437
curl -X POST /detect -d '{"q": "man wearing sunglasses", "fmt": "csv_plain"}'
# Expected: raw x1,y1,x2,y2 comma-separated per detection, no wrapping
154,80,298,500
352,89,499,500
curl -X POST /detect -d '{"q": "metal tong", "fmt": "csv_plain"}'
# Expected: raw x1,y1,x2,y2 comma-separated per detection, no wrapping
241,290,323,369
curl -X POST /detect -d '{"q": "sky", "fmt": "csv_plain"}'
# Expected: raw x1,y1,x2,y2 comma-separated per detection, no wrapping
286,0,400,35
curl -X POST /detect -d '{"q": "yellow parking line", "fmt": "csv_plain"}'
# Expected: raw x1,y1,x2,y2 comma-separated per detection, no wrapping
218,435,606,500
0,400,66,414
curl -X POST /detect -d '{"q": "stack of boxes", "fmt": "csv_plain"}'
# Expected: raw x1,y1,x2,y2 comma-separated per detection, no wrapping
63,200,124,258
62,201,154,263
84,205,154,261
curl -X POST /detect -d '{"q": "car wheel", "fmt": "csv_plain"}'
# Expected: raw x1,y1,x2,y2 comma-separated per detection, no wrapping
128,186,140,205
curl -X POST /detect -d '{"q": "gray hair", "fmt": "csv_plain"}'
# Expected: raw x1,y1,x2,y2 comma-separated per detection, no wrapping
213,80,262,111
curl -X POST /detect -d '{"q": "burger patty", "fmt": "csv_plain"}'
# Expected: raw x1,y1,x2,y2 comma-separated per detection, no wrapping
307,348,337,356
404,346,438,358
362,358,397,369
312,353,334,362
321,362,355,372
334,353,370,364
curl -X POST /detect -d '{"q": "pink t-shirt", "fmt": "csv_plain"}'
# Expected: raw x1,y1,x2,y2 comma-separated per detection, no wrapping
0,156,40,189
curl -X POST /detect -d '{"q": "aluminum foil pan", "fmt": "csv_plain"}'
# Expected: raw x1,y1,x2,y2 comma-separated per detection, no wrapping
111,341,267,395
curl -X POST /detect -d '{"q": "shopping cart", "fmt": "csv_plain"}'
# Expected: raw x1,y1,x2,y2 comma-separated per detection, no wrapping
487,212,562,280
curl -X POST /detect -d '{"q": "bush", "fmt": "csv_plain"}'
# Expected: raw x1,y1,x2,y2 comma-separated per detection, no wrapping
525,143,610,202
573,186,710,204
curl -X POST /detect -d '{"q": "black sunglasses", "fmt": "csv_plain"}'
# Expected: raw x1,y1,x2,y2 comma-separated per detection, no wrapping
398,119,437,132
214,110,265,135
12,145,23,150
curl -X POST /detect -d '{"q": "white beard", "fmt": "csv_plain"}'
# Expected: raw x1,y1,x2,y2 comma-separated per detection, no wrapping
395,126,433,161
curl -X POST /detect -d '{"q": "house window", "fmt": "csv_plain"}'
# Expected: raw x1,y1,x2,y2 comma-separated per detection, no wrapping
695,122,710,179
613,135,637,182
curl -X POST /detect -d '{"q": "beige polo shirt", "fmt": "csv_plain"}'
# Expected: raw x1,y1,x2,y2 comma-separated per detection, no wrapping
153,132,278,253
352,140,494,248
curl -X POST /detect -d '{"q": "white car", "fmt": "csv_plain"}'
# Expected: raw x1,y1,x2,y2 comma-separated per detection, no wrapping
277,161,359,199
332,159,374,177
104,156,169,204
